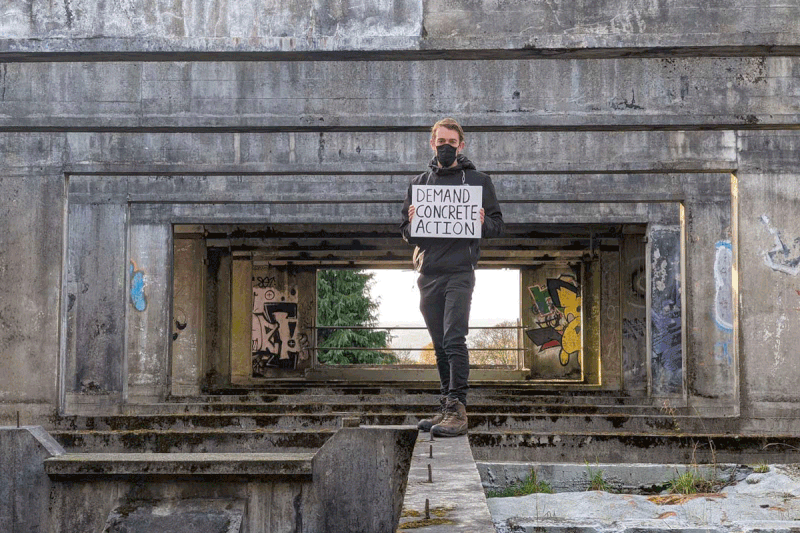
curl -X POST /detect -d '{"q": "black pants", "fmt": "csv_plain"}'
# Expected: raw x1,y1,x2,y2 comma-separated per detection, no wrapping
418,271,475,406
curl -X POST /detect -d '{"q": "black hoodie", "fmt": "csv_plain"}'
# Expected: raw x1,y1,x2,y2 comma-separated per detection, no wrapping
400,155,504,274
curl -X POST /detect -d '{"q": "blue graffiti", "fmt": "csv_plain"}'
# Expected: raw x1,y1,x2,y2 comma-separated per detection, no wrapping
129,261,147,311
714,341,733,365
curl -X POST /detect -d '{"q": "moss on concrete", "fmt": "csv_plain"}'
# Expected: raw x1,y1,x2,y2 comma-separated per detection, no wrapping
397,518,457,529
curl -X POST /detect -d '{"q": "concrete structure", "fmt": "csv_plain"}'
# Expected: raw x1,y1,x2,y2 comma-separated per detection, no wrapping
3,2,800,528
2,425,416,532
4,0,800,427
0,427,65,533
400,434,495,531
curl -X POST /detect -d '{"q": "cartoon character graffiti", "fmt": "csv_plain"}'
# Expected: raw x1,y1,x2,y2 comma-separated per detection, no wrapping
251,287,300,375
526,275,582,367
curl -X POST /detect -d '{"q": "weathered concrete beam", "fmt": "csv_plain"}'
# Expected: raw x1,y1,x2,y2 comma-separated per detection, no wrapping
128,201,680,225
0,59,796,130
68,173,731,204
0,131,736,173
0,0,797,55
737,130,800,173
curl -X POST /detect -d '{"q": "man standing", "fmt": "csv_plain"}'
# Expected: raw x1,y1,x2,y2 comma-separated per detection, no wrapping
400,118,504,437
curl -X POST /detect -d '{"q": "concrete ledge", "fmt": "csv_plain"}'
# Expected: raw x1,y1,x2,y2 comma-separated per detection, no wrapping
44,452,314,479
478,462,740,494
400,434,495,532
469,431,800,463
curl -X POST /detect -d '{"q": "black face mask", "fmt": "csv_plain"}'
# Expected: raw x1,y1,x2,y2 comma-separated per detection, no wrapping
436,144,458,167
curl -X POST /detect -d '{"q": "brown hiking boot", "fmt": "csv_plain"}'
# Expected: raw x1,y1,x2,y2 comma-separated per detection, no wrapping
431,398,468,437
417,397,447,432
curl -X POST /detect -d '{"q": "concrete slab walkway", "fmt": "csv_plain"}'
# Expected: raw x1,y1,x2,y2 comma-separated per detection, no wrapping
399,433,495,531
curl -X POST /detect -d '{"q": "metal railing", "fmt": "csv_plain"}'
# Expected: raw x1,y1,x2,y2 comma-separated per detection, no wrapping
312,324,526,354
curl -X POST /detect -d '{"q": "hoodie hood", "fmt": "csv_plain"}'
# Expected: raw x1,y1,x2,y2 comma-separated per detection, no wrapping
428,154,477,174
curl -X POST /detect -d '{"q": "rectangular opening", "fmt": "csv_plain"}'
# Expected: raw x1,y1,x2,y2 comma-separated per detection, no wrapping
177,222,633,387
314,268,522,367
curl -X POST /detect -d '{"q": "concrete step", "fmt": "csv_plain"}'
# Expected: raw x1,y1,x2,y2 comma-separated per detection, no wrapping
173,391,653,407
44,452,315,478
52,412,736,434
198,380,638,396
121,401,668,416
53,413,347,431
49,428,335,453
468,430,800,464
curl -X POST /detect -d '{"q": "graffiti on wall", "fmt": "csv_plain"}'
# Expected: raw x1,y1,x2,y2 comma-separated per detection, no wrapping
526,274,582,367
252,287,300,375
129,260,147,311
761,215,800,276
714,241,733,332
650,233,683,395
651,294,682,387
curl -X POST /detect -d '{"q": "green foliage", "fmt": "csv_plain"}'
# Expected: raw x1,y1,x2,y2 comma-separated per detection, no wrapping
668,469,714,495
487,469,553,498
316,270,391,365
585,462,610,491
753,462,770,474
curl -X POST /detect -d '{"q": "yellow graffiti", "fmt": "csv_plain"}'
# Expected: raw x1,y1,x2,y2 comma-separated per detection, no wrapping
557,285,581,366
526,274,582,367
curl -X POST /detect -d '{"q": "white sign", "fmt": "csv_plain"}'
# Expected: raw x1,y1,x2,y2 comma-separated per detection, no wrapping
410,185,482,239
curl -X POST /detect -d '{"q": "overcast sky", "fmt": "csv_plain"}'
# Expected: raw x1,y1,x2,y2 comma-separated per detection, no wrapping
366,269,521,326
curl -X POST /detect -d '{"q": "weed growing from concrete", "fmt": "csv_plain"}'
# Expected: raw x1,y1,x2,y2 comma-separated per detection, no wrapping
660,399,681,432
668,469,715,495
585,461,610,491
487,469,553,497
753,462,770,473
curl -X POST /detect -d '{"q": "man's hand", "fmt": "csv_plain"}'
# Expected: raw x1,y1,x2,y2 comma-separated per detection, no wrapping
480,208,485,224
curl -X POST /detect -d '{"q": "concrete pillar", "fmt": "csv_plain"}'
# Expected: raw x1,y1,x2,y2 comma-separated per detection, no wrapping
171,229,206,396
126,222,172,402
684,197,737,415
65,195,127,412
648,224,684,398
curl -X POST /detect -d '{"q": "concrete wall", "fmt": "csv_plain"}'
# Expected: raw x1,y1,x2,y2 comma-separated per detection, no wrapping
1,2,799,430
1,0,797,54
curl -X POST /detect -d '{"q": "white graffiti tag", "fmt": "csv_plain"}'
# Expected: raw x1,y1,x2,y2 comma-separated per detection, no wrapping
761,215,800,276
252,288,299,362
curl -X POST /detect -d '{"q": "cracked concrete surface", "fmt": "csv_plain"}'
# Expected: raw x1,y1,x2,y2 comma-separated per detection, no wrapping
490,465,800,533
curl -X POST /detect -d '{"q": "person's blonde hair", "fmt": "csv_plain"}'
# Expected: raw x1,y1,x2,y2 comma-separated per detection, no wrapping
430,118,465,144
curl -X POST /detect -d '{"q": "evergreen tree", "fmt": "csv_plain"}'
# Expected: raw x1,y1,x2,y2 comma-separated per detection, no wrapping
316,270,392,364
